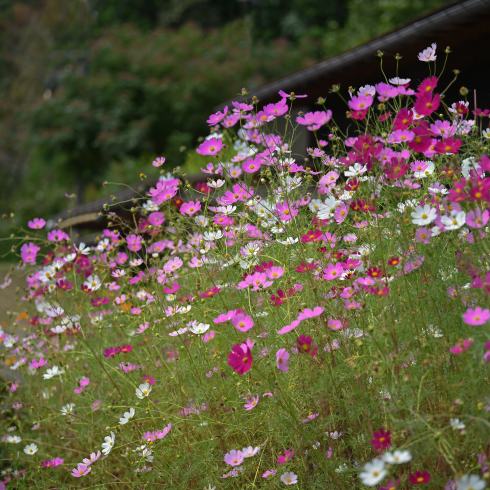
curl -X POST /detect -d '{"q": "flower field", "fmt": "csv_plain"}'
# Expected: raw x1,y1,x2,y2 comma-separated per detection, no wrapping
2,43,490,489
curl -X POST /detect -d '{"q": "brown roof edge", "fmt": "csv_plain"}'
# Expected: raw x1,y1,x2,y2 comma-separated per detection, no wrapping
214,0,490,110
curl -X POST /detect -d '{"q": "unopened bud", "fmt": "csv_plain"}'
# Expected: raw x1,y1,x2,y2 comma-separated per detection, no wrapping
459,86,469,96
377,50,384,57
445,46,451,54
395,53,402,60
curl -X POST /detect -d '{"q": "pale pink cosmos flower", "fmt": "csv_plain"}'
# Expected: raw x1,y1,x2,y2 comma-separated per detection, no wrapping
224,449,244,466
415,227,432,244
244,395,259,410
263,469,277,478
82,451,101,466
298,306,324,321
276,348,291,371
71,463,92,477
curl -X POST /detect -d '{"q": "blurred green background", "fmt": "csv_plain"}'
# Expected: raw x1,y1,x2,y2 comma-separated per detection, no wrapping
0,0,448,254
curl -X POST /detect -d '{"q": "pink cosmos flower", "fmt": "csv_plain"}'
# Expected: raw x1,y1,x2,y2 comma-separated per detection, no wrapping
152,157,165,167
449,338,473,354
42,457,64,468
127,233,142,252
328,319,342,330
348,94,373,111
148,212,165,226
276,348,291,371
224,449,244,466
47,230,69,242
298,306,324,321
263,470,277,478
462,307,490,325
276,200,298,221
206,106,228,125
244,395,259,410
466,209,489,228
71,463,92,477
29,358,47,369
231,313,254,332
265,266,284,280
228,344,253,374
296,335,317,357
242,157,262,173
28,218,46,229
74,377,90,394
323,263,344,280
180,201,201,216
375,82,398,99
279,90,307,99
415,227,432,244
276,449,295,465
196,137,223,156
82,451,101,465
277,319,301,335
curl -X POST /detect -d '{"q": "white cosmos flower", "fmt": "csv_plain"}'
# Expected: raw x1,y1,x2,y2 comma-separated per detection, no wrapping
101,431,115,455
450,418,466,430
308,198,322,213
135,382,152,399
189,323,210,334
344,163,367,177
277,237,299,245
359,458,387,486
65,253,76,262
483,128,490,139
317,196,340,220
43,365,63,380
75,242,91,255
216,205,236,215
441,210,466,230
383,450,412,464
24,443,38,455
242,446,260,457
6,435,22,443
84,275,101,291
208,179,225,188
455,474,486,490
411,204,437,225
280,472,298,485
119,407,135,425
50,325,67,334
61,403,75,415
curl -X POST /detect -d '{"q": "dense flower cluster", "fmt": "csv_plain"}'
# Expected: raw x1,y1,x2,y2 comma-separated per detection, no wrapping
1,43,490,488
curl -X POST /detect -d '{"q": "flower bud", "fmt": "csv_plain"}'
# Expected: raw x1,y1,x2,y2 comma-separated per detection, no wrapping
459,86,469,96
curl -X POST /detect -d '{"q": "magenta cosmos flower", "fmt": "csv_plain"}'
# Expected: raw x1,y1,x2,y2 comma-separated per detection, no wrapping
276,448,295,465
409,470,431,484
296,335,318,357
196,137,223,156
224,449,244,466
371,428,391,451
228,343,253,374
462,307,490,326
449,338,473,354
276,348,291,371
